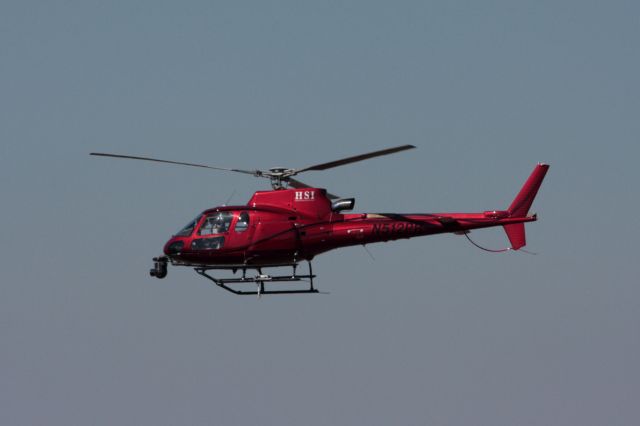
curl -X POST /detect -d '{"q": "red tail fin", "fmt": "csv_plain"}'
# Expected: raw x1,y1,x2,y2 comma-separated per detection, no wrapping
503,223,527,250
508,163,550,217
503,164,549,250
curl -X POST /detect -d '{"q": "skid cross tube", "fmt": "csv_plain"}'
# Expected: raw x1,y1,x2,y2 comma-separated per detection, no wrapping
194,261,318,295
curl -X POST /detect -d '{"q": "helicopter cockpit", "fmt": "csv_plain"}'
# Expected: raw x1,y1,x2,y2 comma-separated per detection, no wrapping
198,212,233,235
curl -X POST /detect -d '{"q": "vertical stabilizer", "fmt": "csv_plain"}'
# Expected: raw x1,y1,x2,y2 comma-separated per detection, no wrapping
508,163,549,217
503,164,549,250
503,223,526,250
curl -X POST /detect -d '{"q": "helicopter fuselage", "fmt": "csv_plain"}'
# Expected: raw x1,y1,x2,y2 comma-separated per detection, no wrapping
163,187,536,268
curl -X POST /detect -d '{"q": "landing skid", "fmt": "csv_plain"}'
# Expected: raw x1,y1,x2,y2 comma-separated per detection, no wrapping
194,262,319,296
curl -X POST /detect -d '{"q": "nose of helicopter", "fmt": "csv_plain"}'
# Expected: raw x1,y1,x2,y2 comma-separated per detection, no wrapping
164,237,185,256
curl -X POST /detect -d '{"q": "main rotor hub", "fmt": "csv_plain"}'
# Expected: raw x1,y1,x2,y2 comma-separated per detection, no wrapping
268,167,292,175
267,167,296,190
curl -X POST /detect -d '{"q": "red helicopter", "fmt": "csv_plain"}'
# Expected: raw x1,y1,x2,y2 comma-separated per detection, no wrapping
91,145,549,295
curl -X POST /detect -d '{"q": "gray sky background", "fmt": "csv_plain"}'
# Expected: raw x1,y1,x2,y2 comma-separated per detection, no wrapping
1,1,639,425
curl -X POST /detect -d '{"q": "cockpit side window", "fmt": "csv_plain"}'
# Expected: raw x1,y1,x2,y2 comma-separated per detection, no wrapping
175,215,201,237
198,212,233,235
235,212,250,233
191,236,224,250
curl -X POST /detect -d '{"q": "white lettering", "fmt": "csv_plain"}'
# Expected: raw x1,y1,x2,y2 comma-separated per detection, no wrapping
295,190,315,201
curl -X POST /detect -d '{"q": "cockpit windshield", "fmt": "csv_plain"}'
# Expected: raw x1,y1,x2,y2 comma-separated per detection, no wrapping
175,215,202,237
198,212,233,235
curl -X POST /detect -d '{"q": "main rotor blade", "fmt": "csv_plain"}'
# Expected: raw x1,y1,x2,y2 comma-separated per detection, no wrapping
90,153,259,176
288,177,340,200
295,144,416,173
287,177,311,189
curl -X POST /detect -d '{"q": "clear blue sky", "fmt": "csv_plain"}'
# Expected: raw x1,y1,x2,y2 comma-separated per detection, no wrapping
1,1,639,425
